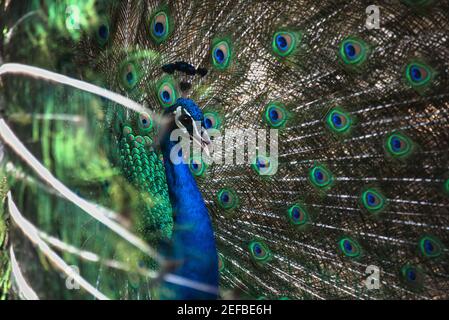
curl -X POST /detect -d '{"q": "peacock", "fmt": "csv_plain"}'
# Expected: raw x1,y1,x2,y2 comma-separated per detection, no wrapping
0,0,449,300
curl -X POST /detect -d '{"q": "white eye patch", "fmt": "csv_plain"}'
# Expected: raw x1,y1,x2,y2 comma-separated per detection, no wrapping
173,106,210,156
174,106,188,134
175,106,201,139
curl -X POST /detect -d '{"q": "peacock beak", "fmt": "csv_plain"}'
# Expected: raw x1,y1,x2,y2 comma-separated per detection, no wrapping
200,129,211,157
174,106,211,157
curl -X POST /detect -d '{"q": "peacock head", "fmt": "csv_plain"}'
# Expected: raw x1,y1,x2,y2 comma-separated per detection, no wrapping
157,97,211,157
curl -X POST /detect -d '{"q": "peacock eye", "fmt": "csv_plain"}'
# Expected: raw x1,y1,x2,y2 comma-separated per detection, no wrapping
203,112,221,130
309,164,333,188
287,204,309,226
361,188,386,213
212,40,231,69
157,80,177,108
120,62,139,90
252,155,274,176
339,38,367,65
339,237,361,258
326,108,352,133
386,133,413,158
95,18,110,46
400,264,423,289
264,103,287,128
217,188,238,210
249,241,271,263
150,11,170,43
419,236,442,258
406,268,416,281
405,62,432,87
137,112,153,134
272,31,296,57
189,157,206,177
204,117,213,129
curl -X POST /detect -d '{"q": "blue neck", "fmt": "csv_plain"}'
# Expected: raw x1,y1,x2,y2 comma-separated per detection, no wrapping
160,135,218,299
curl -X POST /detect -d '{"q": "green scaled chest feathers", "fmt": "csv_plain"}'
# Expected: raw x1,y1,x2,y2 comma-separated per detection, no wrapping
113,108,173,242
